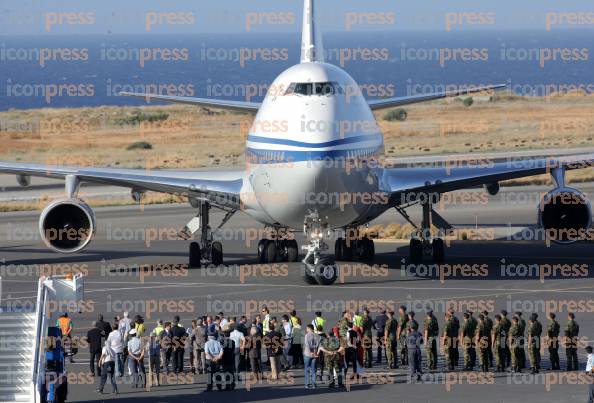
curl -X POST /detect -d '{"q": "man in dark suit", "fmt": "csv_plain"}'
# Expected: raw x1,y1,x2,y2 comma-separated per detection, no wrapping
96,314,112,341
171,317,188,374
87,321,103,376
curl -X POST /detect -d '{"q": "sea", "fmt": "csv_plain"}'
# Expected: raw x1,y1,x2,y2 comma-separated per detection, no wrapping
0,30,593,111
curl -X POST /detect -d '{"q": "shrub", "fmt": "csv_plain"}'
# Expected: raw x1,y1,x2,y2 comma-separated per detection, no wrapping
116,111,169,125
463,97,474,107
126,141,153,150
383,108,408,122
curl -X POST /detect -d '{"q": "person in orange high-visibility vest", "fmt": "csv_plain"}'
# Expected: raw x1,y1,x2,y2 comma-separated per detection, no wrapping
57,312,75,363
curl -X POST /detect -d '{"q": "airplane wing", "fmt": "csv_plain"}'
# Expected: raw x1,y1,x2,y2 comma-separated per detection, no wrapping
0,162,244,210
119,92,261,113
367,84,506,111
380,153,594,201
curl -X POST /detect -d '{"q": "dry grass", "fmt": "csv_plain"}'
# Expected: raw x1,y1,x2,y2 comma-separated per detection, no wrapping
1,91,594,212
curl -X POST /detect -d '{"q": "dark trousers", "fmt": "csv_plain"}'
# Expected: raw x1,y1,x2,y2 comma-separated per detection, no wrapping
503,345,511,367
566,347,579,371
344,347,358,377
249,354,262,376
90,349,101,376
549,346,560,370
408,350,422,380
173,348,185,373
588,382,594,403
165,348,173,372
375,335,384,363
98,362,117,393
206,360,220,389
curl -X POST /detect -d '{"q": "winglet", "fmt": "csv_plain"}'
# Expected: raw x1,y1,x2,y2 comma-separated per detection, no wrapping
300,0,324,63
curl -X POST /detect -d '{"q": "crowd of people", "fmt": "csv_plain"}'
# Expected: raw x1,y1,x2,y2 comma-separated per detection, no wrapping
55,305,588,394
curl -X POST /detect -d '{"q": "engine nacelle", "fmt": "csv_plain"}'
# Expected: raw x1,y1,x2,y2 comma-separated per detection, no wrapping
39,198,96,253
538,187,592,244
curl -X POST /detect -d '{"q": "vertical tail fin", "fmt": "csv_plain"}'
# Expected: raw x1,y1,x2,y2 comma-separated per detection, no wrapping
300,0,324,63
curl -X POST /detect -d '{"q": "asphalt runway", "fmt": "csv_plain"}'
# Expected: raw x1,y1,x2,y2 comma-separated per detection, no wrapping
2,184,594,403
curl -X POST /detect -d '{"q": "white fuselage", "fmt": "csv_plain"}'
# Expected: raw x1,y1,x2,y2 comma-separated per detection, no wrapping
240,62,388,230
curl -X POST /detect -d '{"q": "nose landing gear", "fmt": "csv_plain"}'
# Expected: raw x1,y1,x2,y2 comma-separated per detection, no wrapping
301,211,339,285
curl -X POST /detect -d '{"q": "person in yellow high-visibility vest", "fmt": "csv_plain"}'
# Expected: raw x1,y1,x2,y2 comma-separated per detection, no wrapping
262,306,271,335
353,311,363,328
311,311,326,332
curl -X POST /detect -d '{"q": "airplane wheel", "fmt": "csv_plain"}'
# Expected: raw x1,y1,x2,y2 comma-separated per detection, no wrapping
432,238,445,264
314,258,339,286
265,240,277,264
257,239,267,263
362,238,375,261
303,268,317,284
189,242,201,268
409,238,423,264
287,239,299,262
335,238,344,260
212,241,223,266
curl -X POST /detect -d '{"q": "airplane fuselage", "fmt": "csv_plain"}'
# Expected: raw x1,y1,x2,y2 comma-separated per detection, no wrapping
240,62,388,230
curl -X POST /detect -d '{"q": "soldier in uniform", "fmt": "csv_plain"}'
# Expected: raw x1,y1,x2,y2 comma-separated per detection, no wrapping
397,306,409,366
407,311,419,332
442,312,456,370
467,311,478,367
547,312,561,370
482,310,494,368
509,316,522,372
449,308,460,367
423,310,439,371
565,312,580,371
384,310,398,369
319,329,345,388
361,309,374,368
460,312,476,371
516,312,526,370
337,311,351,340
500,310,512,369
491,314,505,372
527,313,542,374
475,314,490,372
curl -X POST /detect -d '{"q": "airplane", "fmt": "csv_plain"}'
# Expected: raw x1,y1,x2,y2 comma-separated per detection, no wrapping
1,0,592,285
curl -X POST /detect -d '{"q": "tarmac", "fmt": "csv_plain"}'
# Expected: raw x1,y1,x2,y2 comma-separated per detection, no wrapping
1,183,594,403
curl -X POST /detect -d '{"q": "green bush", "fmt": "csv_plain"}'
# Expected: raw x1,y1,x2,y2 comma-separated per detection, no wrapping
126,141,153,151
383,108,408,122
463,97,474,107
116,111,169,125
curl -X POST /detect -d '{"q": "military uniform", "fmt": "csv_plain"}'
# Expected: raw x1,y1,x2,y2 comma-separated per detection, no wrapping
564,318,580,371
398,314,409,366
443,317,458,370
527,320,542,373
450,314,460,366
461,317,477,370
547,318,561,370
500,315,511,368
483,315,494,367
361,315,374,368
509,322,522,372
491,322,505,371
423,314,439,370
385,317,398,368
517,317,526,370
476,321,490,372
321,335,342,386
338,318,350,340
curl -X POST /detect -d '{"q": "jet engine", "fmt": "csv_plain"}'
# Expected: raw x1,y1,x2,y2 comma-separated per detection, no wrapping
538,187,592,244
39,198,96,253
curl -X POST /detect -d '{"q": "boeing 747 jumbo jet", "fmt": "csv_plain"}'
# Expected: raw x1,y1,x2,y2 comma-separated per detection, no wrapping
1,0,593,285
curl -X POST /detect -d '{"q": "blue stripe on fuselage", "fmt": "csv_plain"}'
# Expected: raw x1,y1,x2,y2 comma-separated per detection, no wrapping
246,134,382,149
246,144,384,164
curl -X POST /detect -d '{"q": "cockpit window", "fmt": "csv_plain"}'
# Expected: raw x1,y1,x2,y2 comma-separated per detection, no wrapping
285,82,342,96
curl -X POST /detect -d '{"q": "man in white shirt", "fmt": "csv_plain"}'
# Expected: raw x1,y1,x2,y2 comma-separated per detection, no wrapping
204,334,224,391
127,329,145,388
229,325,245,380
118,312,132,339
96,342,118,394
586,346,594,403
219,312,229,330
106,324,125,377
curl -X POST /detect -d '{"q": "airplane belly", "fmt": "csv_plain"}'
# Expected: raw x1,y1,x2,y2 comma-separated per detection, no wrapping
249,162,381,229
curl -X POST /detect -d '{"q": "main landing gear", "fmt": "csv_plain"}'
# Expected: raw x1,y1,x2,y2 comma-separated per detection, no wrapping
301,211,339,286
180,201,234,267
405,195,446,264
257,233,299,264
334,231,375,262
